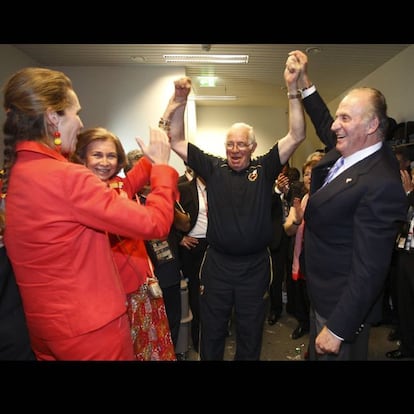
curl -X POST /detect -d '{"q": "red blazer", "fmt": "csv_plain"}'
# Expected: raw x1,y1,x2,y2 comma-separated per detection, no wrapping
4,141,178,340
109,157,155,294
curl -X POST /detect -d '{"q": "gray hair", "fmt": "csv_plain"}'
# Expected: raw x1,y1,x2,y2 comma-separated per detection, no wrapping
227,122,256,145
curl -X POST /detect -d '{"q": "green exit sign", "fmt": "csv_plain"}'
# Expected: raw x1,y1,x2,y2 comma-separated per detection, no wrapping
199,77,217,87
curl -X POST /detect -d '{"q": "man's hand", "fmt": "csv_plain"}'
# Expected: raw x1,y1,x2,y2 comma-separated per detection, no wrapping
315,325,342,355
276,173,290,195
163,77,192,118
173,77,192,104
288,50,312,90
284,53,301,88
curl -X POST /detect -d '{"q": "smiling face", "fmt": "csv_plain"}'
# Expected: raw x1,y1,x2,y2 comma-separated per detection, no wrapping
83,138,119,182
225,123,257,172
331,89,381,158
303,165,312,192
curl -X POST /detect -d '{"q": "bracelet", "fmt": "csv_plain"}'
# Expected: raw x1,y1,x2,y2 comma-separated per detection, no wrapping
158,117,171,131
287,92,302,100
292,220,302,225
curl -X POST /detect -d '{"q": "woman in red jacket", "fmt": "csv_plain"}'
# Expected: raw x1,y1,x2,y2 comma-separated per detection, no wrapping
0,67,178,361
73,127,178,360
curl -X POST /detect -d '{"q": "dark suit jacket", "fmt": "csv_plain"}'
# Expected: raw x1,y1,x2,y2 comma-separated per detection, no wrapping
178,174,191,185
178,178,200,233
303,90,407,341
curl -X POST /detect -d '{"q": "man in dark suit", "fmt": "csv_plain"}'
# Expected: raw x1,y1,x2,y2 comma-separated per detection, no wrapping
291,49,407,360
178,164,194,184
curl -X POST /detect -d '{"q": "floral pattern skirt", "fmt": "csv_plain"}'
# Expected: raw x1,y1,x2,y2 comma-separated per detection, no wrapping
127,285,176,361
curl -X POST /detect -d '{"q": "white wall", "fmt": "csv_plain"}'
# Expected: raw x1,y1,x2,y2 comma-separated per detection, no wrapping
2,44,414,174
54,65,187,174
0,49,187,174
196,45,414,172
195,105,315,169
308,44,414,160
0,45,38,164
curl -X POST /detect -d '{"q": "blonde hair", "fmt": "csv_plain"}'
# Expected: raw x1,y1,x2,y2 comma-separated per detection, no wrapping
2,67,75,197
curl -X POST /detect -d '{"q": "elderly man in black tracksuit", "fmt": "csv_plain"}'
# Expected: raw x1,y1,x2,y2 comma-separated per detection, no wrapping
160,55,305,360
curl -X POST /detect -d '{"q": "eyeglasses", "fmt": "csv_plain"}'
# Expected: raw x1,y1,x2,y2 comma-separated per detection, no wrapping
225,141,252,150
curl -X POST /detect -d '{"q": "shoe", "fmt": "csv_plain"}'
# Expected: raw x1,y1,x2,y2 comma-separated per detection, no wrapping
267,311,280,326
385,349,413,359
387,329,401,342
291,323,309,340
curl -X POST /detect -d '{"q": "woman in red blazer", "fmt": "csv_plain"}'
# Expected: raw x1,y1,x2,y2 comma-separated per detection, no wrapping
0,67,178,361
73,127,177,361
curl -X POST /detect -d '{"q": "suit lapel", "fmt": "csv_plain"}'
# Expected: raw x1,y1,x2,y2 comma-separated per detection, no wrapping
311,149,341,193
311,148,383,204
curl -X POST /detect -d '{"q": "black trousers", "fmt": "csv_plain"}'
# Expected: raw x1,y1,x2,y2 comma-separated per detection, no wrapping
180,238,208,352
199,247,270,360
269,236,295,317
293,279,310,327
396,252,414,355
156,254,183,350
161,282,182,349
268,247,286,317
0,247,35,360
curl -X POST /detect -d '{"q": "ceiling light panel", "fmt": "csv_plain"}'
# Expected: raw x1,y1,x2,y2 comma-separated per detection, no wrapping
163,54,249,64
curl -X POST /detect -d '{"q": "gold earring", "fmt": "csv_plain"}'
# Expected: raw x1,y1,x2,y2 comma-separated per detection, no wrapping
54,131,62,146
54,131,62,153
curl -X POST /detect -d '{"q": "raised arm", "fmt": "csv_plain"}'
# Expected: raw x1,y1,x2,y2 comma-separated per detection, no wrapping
289,49,337,151
277,54,306,166
160,77,192,162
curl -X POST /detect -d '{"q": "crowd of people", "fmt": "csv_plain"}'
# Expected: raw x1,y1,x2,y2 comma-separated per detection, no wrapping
0,49,412,361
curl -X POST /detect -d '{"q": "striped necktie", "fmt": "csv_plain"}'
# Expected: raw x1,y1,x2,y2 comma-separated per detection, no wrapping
323,157,344,186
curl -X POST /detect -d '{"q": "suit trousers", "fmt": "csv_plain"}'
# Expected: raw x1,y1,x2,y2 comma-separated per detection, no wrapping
396,252,414,355
308,307,371,361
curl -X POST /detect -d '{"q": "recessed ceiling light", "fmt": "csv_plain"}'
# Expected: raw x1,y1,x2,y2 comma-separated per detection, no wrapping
305,47,322,54
131,55,146,63
163,54,248,64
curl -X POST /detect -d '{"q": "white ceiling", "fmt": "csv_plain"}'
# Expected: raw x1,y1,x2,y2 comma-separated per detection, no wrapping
11,43,410,108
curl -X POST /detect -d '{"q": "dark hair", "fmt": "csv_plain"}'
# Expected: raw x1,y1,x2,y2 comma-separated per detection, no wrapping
71,127,127,177
386,117,398,140
124,149,144,174
287,167,300,182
